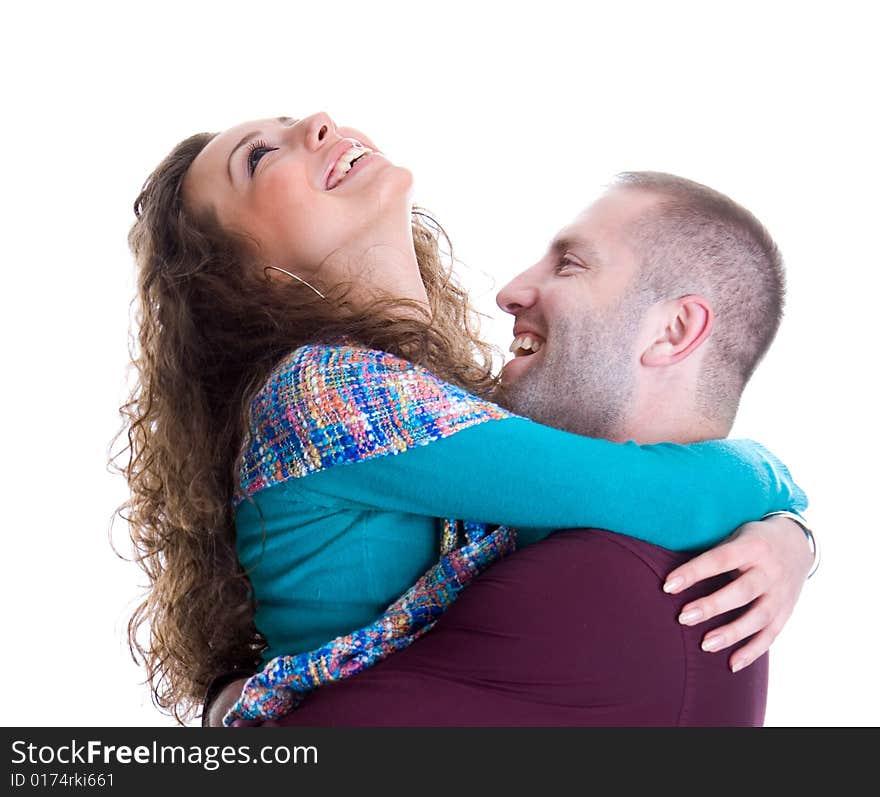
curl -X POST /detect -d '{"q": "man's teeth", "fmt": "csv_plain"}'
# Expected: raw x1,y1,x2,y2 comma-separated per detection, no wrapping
327,144,372,189
509,334,544,356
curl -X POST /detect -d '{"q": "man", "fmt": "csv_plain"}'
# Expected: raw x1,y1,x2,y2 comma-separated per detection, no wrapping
205,172,815,726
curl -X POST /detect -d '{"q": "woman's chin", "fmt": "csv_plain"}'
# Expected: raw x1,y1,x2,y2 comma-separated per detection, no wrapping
380,162,415,198
365,163,417,216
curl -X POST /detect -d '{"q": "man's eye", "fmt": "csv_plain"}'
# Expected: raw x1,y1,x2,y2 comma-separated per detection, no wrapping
556,256,584,273
246,140,278,176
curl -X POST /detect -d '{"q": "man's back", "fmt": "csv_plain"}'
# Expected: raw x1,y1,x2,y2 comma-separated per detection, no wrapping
267,529,768,726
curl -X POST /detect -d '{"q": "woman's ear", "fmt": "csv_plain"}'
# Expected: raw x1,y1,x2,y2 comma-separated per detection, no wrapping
641,295,714,367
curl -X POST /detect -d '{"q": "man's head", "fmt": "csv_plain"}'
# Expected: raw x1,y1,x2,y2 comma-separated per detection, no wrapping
496,172,785,443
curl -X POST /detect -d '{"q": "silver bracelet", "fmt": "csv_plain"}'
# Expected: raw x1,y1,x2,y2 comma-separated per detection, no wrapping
762,510,820,579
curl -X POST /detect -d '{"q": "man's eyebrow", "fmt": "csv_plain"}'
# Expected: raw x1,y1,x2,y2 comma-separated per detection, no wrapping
226,117,297,184
550,235,603,266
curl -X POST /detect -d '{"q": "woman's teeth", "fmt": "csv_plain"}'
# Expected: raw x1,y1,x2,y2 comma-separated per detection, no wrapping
509,334,544,357
326,144,372,190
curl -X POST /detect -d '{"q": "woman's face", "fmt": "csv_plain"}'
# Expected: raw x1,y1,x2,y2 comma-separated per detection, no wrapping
182,112,415,285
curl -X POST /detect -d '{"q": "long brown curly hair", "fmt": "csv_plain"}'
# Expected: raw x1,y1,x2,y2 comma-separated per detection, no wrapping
110,130,503,724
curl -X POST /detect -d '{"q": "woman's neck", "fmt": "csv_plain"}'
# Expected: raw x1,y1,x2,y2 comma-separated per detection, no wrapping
330,217,429,315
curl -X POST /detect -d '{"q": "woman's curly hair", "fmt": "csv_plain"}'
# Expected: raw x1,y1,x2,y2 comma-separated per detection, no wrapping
109,130,503,723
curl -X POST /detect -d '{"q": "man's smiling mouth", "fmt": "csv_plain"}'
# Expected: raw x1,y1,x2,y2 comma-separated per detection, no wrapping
509,333,545,357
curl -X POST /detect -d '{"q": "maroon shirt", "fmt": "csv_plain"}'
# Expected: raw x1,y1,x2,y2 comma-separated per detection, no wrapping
264,529,767,726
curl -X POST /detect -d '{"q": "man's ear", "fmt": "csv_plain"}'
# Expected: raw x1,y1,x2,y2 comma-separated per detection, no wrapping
641,295,714,367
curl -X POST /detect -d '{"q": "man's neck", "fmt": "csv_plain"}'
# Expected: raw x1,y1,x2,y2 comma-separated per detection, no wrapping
613,413,728,445
608,370,731,445
611,388,730,445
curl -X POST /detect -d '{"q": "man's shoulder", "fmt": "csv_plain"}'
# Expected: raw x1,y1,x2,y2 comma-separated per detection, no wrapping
517,528,692,579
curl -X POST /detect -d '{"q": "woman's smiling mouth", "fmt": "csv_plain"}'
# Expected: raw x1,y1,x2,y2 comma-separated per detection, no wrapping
324,140,377,190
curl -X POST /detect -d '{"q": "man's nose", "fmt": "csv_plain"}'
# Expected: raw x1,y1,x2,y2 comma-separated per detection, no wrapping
496,275,539,314
301,112,336,151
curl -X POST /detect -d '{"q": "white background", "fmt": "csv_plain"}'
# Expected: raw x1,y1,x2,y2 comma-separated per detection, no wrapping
2,1,877,726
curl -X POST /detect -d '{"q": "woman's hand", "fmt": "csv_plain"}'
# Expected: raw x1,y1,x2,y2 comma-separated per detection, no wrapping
662,515,814,673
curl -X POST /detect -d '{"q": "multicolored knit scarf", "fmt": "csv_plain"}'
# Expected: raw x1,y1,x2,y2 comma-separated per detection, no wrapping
224,519,515,724
222,344,517,725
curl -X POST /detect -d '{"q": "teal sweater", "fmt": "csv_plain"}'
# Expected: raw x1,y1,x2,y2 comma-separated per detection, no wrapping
233,345,806,663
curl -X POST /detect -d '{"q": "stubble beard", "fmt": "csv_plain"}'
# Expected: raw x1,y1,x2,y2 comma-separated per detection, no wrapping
500,297,646,440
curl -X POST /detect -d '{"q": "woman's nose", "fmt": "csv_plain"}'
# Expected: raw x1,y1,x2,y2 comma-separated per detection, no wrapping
302,112,336,151
496,275,538,315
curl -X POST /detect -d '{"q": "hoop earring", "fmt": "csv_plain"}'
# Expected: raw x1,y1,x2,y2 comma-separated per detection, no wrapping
263,266,328,301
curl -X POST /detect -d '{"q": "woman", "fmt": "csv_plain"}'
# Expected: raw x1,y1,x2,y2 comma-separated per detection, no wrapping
116,112,807,725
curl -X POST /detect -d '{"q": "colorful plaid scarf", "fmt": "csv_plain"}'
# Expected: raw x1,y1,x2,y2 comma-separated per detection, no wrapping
223,345,516,725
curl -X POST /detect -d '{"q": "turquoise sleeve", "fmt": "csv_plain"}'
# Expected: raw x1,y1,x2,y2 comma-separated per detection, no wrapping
292,416,807,552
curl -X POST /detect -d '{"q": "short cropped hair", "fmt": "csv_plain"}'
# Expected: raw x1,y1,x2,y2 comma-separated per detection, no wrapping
614,171,785,422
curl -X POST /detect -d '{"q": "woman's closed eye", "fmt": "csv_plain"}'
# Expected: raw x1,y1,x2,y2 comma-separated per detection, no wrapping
247,139,279,177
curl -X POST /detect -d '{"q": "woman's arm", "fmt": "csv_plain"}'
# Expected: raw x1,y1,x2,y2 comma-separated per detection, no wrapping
292,418,804,551
238,344,806,551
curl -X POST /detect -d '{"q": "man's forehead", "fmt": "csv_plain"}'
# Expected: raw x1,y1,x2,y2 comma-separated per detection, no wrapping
550,226,598,252
549,202,610,258
554,190,661,246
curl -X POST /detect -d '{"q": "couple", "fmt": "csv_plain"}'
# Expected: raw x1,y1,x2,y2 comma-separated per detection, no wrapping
120,112,814,728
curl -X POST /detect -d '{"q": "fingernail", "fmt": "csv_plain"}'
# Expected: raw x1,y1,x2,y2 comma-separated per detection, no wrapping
731,658,747,673
702,635,724,652
664,577,684,593
678,608,703,625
